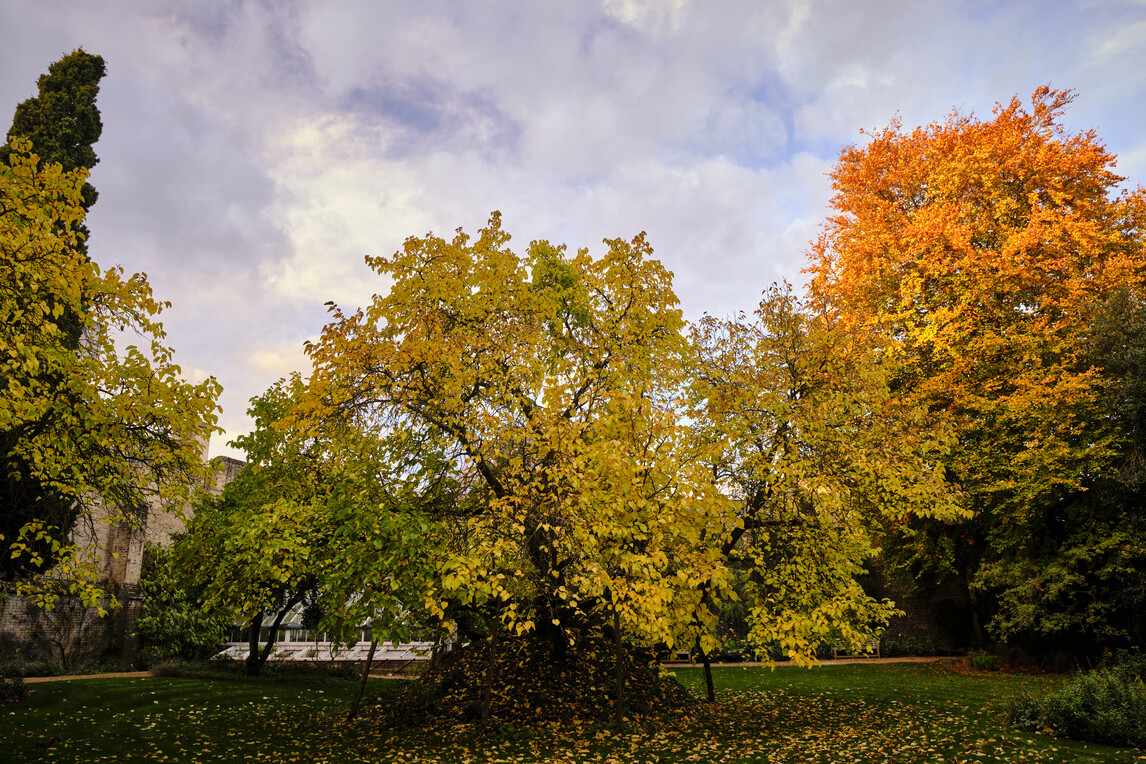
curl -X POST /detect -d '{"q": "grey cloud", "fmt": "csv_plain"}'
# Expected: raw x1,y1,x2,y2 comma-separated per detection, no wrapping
4,0,1143,460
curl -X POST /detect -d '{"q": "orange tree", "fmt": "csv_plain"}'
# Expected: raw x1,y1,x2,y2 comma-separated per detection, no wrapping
807,87,1146,651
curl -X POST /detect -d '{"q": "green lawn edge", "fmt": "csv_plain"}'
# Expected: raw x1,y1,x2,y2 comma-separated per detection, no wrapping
3,662,1141,763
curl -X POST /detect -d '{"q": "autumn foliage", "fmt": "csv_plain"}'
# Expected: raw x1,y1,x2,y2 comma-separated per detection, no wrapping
809,87,1145,498
807,87,1146,646
0,142,221,608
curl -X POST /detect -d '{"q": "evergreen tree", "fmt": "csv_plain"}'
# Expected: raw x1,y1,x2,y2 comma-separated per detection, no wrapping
0,51,105,585
0,49,105,211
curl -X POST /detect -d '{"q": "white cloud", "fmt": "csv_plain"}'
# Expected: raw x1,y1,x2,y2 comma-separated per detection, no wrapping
602,0,692,36
1090,19,1146,61
5,0,1144,461
244,340,315,380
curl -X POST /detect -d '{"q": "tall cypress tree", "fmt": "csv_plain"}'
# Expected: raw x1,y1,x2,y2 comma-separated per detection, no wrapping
0,50,106,584
1,49,105,210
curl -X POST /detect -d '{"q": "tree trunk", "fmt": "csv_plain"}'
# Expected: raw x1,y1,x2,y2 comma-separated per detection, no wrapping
693,580,719,703
614,605,625,725
245,613,265,677
480,617,498,727
701,647,715,703
346,638,378,721
964,566,985,646
246,591,307,677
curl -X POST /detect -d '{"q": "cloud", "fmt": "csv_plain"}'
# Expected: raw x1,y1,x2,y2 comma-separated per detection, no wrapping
4,0,1145,457
244,339,315,380
602,0,692,36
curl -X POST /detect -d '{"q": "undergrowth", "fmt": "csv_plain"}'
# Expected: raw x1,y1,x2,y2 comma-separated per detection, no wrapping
1006,653,1146,749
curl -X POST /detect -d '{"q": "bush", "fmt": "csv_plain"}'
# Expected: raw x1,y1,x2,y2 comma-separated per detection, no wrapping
1105,650,1146,683
0,676,27,705
1006,660,1146,749
971,651,1000,672
149,657,359,682
134,542,231,665
880,632,944,657
997,645,1033,668
0,660,57,678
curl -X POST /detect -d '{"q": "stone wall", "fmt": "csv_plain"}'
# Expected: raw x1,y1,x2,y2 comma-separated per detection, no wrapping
867,566,974,655
0,452,246,668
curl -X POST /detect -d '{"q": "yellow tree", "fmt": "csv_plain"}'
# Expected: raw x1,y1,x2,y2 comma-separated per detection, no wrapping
0,140,220,609
304,213,730,720
806,87,1146,648
689,284,960,687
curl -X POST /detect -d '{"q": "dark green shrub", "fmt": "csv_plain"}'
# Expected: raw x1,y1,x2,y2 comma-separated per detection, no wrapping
880,632,943,657
0,660,57,678
150,656,358,682
1106,650,1146,683
998,645,1032,668
1041,651,1075,672
0,676,27,705
1004,686,1045,731
971,651,1000,671
134,542,231,666
1006,662,1146,749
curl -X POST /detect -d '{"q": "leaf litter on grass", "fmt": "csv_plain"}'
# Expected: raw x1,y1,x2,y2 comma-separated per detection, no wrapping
7,670,1142,763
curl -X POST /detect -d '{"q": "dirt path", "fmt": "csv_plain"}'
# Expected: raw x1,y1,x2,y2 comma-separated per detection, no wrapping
20,656,954,684
663,656,954,668
22,671,153,684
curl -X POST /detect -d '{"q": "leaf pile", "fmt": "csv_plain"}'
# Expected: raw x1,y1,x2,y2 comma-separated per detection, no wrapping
373,631,694,727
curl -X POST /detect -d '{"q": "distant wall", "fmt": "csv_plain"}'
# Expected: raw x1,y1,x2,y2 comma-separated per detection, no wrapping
867,566,973,655
0,452,246,668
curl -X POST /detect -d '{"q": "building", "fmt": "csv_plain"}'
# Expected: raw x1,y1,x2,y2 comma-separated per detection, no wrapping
0,447,245,668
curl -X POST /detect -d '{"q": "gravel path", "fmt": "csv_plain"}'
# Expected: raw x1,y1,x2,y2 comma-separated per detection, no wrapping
664,656,954,667
22,671,153,684
19,656,954,684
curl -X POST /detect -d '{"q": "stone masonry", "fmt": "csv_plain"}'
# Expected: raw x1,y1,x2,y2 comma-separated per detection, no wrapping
0,447,246,667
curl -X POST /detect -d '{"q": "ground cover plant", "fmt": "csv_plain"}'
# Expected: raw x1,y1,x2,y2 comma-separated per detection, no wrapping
1005,653,1146,749
3,662,1141,762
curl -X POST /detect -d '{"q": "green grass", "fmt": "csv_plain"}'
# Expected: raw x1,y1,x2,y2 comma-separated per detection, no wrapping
2,662,1143,762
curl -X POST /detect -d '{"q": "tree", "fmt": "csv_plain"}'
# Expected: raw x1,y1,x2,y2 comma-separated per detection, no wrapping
0,50,108,586
0,138,220,608
1,49,106,211
134,542,231,666
176,375,444,677
177,379,322,677
970,288,1146,647
687,284,961,696
303,213,730,718
807,87,1146,650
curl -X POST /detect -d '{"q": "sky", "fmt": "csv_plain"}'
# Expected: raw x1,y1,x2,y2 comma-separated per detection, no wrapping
2,0,1145,460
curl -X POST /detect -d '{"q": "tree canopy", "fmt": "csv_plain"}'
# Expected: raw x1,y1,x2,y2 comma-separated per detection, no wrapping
1,49,106,210
0,139,220,609
807,87,1146,649
176,375,445,675
287,212,962,694
689,284,961,665
303,213,730,660
0,50,110,587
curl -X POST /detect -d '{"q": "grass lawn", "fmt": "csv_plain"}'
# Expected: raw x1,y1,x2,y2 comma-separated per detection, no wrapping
3,661,1143,763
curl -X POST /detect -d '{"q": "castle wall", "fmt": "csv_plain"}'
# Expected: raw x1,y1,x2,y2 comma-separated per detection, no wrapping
0,451,247,668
